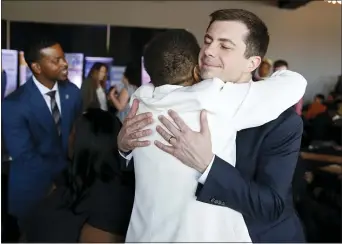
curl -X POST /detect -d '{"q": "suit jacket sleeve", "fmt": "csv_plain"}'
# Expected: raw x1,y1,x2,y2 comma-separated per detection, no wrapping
2,100,62,199
195,113,303,221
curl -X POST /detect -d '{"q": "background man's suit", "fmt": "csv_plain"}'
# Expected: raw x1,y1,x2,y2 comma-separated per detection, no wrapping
2,77,82,221
196,108,305,242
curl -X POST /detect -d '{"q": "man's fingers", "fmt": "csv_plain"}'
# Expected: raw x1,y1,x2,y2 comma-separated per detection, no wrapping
128,129,153,140
156,125,173,143
154,140,175,156
125,113,153,133
168,109,190,133
130,140,151,148
158,115,181,137
126,99,139,119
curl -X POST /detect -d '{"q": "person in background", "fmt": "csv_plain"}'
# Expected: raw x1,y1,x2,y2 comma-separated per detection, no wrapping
1,69,9,161
81,62,109,112
306,94,327,120
22,109,134,243
273,59,288,72
108,64,140,123
2,38,82,226
325,92,336,104
334,75,342,95
1,69,7,100
253,58,272,81
273,59,304,116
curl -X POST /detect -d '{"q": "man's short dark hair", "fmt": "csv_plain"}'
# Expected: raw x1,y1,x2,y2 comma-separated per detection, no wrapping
315,94,325,101
273,60,289,69
24,38,59,71
208,9,269,59
143,29,200,87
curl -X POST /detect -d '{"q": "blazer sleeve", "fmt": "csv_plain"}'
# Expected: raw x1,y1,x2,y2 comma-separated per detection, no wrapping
195,113,303,221
2,100,64,213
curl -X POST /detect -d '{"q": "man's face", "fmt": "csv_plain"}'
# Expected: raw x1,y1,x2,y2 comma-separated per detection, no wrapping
199,20,261,83
37,44,69,81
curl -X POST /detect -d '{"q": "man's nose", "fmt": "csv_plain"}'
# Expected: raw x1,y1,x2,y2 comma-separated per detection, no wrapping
61,58,68,67
203,45,216,58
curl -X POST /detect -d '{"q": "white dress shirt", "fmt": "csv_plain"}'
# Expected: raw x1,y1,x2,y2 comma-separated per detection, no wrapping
125,70,307,242
96,86,108,111
32,76,62,115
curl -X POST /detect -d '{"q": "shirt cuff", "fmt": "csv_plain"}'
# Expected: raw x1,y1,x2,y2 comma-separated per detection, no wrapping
198,155,215,184
118,150,133,161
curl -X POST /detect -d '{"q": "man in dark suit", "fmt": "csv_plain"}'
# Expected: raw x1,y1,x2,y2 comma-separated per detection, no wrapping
116,9,305,242
2,39,82,225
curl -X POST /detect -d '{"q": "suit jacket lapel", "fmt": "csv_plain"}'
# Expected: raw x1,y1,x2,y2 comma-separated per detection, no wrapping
27,78,57,134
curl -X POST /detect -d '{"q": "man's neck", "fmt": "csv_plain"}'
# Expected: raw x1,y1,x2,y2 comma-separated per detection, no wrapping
235,73,252,84
35,75,56,90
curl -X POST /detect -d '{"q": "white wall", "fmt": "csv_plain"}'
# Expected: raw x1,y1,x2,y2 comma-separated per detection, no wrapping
2,0,341,102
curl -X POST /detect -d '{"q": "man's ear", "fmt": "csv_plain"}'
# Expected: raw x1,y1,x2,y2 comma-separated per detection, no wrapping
193,65,201,84
31,62,41,75
246,56,262,73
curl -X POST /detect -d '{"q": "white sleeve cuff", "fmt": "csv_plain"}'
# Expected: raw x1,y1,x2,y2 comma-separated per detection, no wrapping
198,155,215,184
119,150,133,161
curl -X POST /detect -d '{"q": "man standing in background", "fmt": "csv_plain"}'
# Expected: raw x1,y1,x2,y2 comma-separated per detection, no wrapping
274,59,303,116
2,39,82,227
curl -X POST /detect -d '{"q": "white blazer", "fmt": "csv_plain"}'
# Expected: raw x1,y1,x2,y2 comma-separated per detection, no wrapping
125,70,307,242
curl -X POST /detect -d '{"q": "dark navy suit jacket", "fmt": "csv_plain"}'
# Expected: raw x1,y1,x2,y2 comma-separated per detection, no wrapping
196,108,305,242
2,77,82,220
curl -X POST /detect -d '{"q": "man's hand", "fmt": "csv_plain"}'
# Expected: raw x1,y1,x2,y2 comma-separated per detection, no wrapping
154,109,214,173
117,99,153,152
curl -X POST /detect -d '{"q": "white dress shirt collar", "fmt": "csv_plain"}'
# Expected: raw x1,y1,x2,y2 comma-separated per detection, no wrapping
32,75,58,95
32,75,62,115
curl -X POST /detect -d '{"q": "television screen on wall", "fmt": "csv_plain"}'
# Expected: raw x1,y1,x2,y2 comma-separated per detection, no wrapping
2,49,18,97
65,53,84,88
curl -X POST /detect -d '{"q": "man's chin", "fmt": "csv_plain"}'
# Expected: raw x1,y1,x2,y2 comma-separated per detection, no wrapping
58,75,69,82
200,71,217,80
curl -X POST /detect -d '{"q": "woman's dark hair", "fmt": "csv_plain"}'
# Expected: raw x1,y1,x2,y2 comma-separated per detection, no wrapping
65,108,121,211
87,62,108,79
123,63,141,87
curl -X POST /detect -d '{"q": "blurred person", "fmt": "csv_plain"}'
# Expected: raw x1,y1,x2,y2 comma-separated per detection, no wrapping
1,69,7,100
334,75,342,95
273,59,303,115
326,92,336,103
81,62,108,111
22,109,134,242
253,58,272,81
273,59,288,72
1,39,82,225
124,29,306,242
108,64,140,123
306,94,327,120
118,9,307,243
